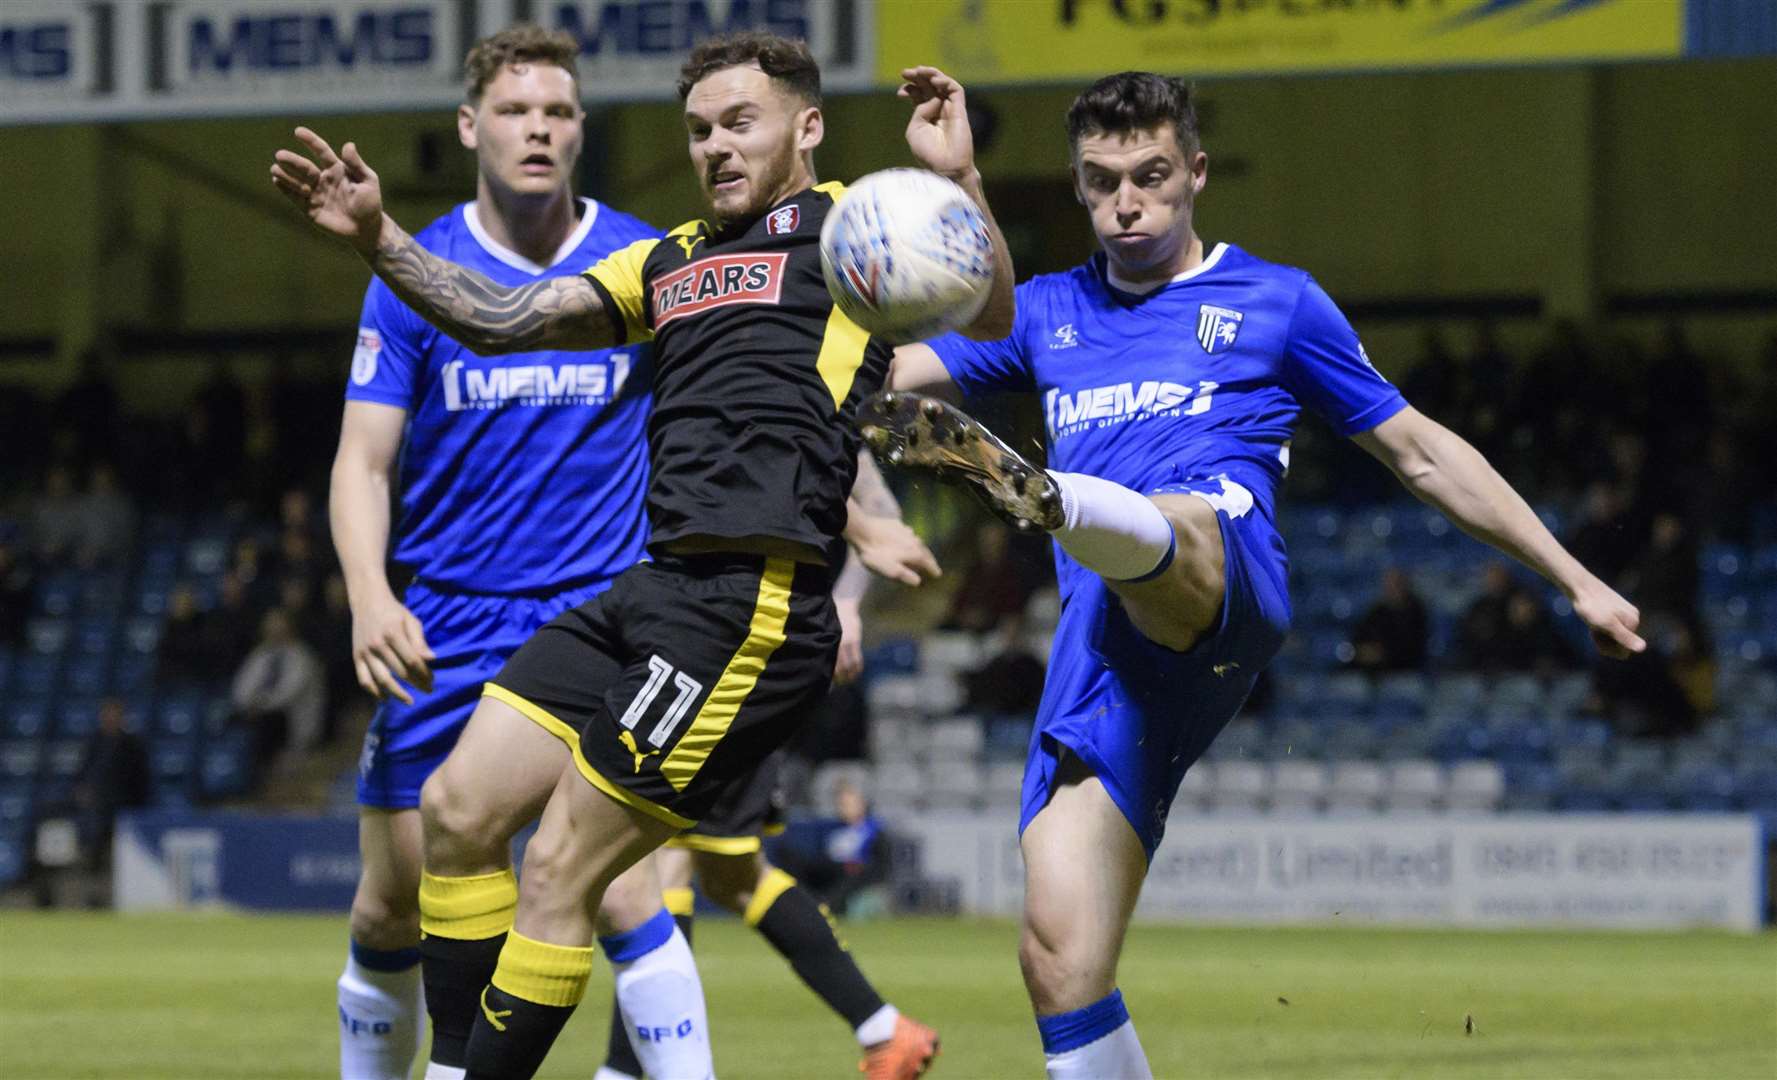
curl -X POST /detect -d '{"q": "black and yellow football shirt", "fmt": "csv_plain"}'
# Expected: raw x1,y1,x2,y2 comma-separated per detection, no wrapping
580,181,892,559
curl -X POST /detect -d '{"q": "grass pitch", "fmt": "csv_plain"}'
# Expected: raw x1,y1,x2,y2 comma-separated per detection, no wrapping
0,912,1772,1079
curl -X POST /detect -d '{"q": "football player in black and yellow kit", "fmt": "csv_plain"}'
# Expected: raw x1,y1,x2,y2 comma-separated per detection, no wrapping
274,30,1013,1080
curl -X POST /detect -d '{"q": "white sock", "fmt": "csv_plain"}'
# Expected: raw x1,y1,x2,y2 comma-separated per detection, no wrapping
1045,1019,1152,1079
336,948,423,1080
855,1003,901,1047
421,1065,466,1080
1047,471,1177,582
592,1069,640,1080
604,917,714,1080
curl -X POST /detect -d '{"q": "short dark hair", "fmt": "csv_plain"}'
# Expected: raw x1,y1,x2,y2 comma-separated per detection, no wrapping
1066,71,1199,157
463,23,580,104
676,31,821,105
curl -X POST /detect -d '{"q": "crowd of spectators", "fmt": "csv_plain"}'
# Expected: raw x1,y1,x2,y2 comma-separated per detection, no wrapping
0,321,1771,834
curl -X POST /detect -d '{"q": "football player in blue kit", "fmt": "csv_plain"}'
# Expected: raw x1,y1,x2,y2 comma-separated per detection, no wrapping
328,25,657,1080
871,71,1647,1079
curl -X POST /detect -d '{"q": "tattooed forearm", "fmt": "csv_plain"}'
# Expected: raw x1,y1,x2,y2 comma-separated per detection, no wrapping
369,221,611,354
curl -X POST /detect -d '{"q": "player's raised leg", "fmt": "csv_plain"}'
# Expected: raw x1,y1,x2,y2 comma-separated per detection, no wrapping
463,767,690,1080
339,808,426,1080
1021,756,1154,1079
415,695,573,1079
861,391,1223,650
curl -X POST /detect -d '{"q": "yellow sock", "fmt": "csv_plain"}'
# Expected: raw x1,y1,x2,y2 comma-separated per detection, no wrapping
490,931,595,1007
419,869,517,940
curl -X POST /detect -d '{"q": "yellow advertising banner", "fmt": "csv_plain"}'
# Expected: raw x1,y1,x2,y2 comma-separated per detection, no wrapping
877,0,1684,83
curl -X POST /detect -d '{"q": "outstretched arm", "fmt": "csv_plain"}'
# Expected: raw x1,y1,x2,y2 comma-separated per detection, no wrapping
1354,405,1646,658
272,127,613,354
900,66,1015,340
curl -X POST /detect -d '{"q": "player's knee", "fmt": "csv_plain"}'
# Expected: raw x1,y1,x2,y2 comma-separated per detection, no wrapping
419,769,498,862
349,881,419,949
1018,924,1112,1011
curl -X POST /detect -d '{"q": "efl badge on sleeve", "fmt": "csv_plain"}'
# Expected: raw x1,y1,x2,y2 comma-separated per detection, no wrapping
1196,305,1243,355
351,328,381,385
766,205,800,235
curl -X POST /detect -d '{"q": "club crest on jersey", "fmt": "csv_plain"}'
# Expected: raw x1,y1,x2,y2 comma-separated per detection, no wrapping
1196,304,1243,355
1049,324,1079,350
765,205,800,235
652,252,789,328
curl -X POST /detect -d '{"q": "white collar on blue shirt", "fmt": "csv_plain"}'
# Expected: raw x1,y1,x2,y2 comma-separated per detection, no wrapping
1105,241,1229,295
462,196,602,274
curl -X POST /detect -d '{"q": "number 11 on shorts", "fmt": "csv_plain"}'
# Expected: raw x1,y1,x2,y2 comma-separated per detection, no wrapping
619,654,704,749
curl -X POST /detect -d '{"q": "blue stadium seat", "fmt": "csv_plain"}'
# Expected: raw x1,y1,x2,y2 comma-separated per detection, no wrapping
55,700,101,740
0,647,14,694
76,573,126,617
73,617,116,656
1428,674,1486,718
110,653,156,695
863,638,919,677
2,703,51,741
1502,761,1559,811
0,787,33,829
1553,790,1614,813
121,617,162,656
61,655,108,699
150,740,196,787
25,618,70,656
1436,724,1493,763
0,836,26,887
134,582,171,616
0,742,42,782
155,696,203,738
34,574,79,617
200,731,254,800
1617,792,1671,813
12,655,61,700
1491,722,1551,766
183,537,230,576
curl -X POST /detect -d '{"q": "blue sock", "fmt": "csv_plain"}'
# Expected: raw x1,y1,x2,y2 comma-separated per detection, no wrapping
350,939,421,972
598,907,676,964
1035,989,1129,1055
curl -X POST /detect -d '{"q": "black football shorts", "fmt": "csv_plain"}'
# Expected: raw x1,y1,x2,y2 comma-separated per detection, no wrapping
666,752,788,854
485,555,837,828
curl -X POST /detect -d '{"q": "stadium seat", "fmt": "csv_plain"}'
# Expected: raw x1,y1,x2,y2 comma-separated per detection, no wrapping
35,575,79,617
1607,741,1667,792
1174,763,1213,813
1206,720,1266,761
1446,761,1505,814
12,655,60,701
155,696,203,738
2,703,51,741
200,732,255,800
1269,720,1325,760
872,760,926,810
25,618,70,656
184,537,230,576
865,675,922,719
54,700,100,740
1268,761,1328,814
918,672,965,715
919,631,985,676
867,715,919,763
1024,588,1061,631
1209,760,1267,814
862,638,919,677
61,655,108,699
983,715,1032,760
1488,674,1544,713
982,761,1026,809
1428,673,1487,716
1325,761,1387,815
927,717,985,760
926,760,984,810
1501,761,1559,811
1385,759,1445,813
0,836,26,888
0,787,33,830
0,742,42,782
110,653,156,695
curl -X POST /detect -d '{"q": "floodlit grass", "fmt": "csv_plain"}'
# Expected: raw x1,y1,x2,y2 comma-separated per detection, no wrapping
0,911,1772,1078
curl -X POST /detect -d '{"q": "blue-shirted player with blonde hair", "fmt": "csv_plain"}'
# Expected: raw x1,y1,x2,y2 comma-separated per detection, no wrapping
871,71,1646,1078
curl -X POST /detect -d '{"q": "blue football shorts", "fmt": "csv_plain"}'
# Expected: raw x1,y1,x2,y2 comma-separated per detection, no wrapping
355,578,612,809
1021,474,1292,858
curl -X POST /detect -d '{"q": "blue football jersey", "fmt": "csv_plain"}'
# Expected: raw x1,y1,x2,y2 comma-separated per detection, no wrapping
346,198,660,593
929,243,1407,600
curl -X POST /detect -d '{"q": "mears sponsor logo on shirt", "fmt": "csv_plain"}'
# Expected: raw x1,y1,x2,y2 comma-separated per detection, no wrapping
1044,379,1219,437
441,354,633,412
651,252,788,328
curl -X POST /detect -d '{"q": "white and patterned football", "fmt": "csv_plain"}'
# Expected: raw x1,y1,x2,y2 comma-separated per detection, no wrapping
820,168,995,345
